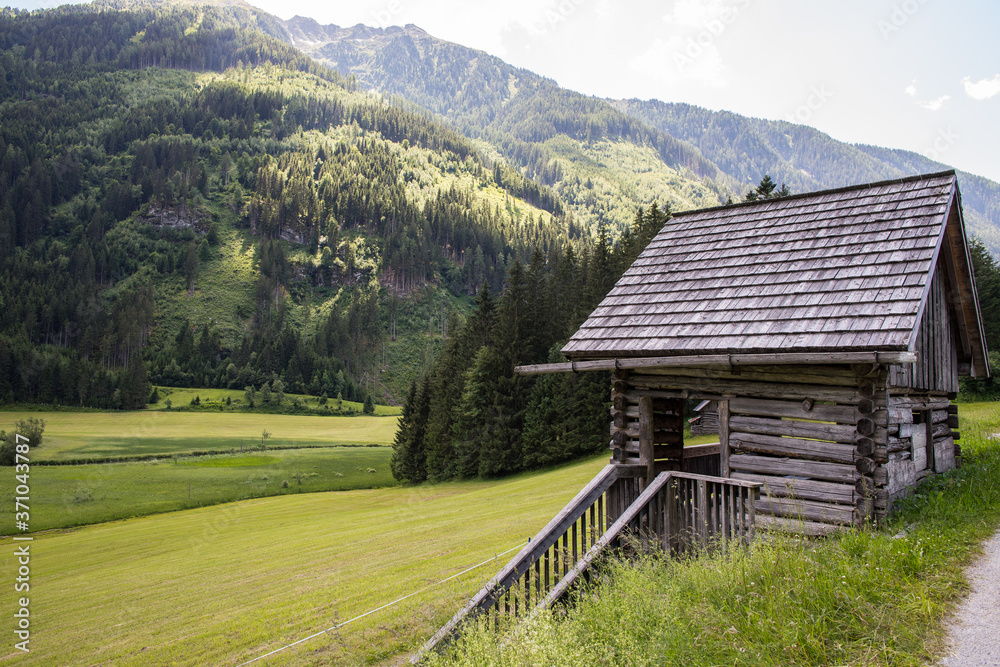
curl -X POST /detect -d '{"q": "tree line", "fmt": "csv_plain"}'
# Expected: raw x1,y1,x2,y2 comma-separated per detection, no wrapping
391,204,669,481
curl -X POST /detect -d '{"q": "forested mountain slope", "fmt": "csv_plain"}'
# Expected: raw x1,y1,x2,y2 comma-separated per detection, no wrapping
612,99,1000,252
0,2,574,407
262,16,1000,253
279,19,728,234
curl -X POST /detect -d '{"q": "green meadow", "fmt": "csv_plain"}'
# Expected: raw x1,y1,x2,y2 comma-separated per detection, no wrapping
0,447,394,533
0,406,996,666
0,410,399,461
0,456,609,666
145,386,403,417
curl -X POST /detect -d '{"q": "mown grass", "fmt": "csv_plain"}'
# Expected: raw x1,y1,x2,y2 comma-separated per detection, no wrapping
431,402,1000,667
0,456,609,666
0,410,399,461
0,447,395,534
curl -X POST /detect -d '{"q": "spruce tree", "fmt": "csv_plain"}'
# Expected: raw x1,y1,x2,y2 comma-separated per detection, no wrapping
390,382,418,481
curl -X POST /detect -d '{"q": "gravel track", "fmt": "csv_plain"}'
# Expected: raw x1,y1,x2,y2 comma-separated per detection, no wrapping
940,528,1000,666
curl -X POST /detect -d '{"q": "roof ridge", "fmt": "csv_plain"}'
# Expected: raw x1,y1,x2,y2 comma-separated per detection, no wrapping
673,169,957,218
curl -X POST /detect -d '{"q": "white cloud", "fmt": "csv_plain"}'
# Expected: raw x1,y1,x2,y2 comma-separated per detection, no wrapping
629,35,727,88
630,0,754,88
918,95,950,111
904,79,917,97
962,74,1000,101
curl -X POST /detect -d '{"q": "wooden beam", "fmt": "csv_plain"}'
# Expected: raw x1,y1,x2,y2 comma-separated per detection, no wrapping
719,399,731,478
638,397,655,487
515,351,917,376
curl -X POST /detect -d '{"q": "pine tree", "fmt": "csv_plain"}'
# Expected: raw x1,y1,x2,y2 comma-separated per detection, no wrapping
473,260,531,477
744,175,791,202
390,382,418,481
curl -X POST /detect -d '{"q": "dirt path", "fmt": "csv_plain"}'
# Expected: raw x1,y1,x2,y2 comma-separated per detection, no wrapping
939,528,1000,666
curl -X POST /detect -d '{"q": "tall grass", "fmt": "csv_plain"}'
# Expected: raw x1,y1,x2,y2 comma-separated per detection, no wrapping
430,403,1000,667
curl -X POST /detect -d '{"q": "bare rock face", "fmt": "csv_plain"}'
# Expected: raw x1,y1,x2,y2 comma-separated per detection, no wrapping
141,205,209,233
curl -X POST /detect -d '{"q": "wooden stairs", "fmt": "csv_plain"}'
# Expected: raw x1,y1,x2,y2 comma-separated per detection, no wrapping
417,463,761,659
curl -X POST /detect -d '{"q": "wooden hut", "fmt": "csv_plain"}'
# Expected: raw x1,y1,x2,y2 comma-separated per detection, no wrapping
690,399,719,435
420,171,991,656
527,170,989,535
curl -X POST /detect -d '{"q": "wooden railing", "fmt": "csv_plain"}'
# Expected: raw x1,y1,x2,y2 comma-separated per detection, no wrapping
418,466,760,659
681,442,722,477
419,464,642,656
539,472,760,613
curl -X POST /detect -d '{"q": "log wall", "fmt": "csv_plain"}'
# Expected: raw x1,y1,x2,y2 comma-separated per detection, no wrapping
690,402,719,435
607,362,960,534
880,394,959,517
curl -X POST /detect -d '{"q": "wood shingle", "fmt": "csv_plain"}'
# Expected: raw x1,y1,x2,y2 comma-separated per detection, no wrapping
562,171,988,375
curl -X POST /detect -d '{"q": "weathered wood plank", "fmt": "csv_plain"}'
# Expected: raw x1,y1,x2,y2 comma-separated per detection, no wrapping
729,414,866,444
731,432,857,464
933,437,956,473
719,399,731,478
641,364,864,387
887,395,952,410
731,472,855,504
684,443,721,458
729,454,859,483
628,373,878,404
886,456,918,499
756,514,844,536
729,397,887,426
756,496,859,525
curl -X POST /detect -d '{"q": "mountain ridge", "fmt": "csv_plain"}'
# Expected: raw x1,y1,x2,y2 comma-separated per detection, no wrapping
258,12,1000,253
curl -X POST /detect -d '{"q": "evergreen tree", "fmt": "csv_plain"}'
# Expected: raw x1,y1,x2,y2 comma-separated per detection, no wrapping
390,382,418,481
473,260,532,477
391,377,430,481
744,174,791,202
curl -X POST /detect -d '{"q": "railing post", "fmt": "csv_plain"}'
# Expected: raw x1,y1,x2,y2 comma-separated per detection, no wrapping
665,475,677,554
697,479,708,547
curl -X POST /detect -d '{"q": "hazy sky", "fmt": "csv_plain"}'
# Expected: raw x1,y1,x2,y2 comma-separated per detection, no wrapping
10,0,1000,182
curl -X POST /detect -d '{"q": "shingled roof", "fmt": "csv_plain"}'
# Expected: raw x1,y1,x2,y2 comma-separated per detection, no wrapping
563,170,988,372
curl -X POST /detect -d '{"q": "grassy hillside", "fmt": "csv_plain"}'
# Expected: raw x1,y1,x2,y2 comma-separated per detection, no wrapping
281,20,731,235
0,454,608,666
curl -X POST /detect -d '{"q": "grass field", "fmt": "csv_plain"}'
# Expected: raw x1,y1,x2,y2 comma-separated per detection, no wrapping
0,456,609,666
0,447,394,534
0,411,400,461
147,386,403,416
